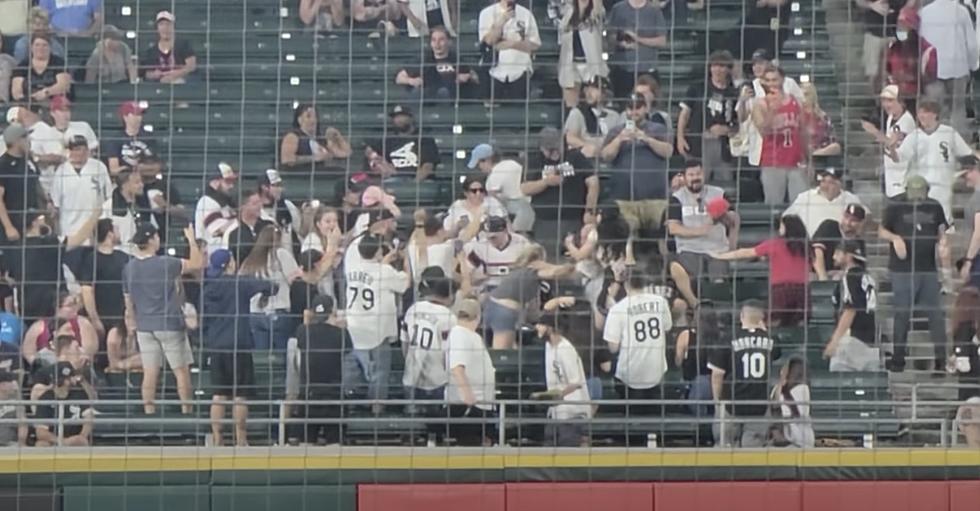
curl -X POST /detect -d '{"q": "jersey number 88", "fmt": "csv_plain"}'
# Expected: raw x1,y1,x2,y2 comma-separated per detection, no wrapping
633,318,661,342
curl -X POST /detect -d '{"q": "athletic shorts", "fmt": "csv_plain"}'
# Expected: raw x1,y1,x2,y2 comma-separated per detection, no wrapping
674,252,729,281
136,330,194,370
209,351,255,398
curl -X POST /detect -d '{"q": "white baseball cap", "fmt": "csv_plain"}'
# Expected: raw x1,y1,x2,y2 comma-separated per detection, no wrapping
155,10,175,23
5,106,22,124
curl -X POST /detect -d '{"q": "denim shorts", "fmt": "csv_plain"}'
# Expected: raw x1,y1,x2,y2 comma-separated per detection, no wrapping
484,299,521,334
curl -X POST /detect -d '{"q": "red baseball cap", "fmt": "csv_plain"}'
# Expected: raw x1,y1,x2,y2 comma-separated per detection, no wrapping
49,95,71,111
707,197,730,220
117,101,145,119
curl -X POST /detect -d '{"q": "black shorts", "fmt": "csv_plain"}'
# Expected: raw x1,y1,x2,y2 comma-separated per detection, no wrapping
209,351,255,398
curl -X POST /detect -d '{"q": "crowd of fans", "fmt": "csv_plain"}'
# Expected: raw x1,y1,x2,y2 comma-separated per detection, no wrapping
0,0,978,449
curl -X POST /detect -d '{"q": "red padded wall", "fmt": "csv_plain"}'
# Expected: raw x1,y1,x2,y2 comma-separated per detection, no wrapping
801,481,948,511
656,482,801,511
949,481,980,511
358,484,505,511
506,482,654,511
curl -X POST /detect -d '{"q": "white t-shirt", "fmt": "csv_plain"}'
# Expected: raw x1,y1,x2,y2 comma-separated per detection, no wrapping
195,192,237,255
882,110,917,198
344,258,410,350
446,325,496,410
486,159,527,202
401,300,457,390
28,121,65,194
462,232,530,292
247,247,300,313
442,197,508,233
50,158,111,241
783,188,863,237
545,337,592,419
478,3,541,82
407,238,456,282
896,123,974,218
603,292,672,389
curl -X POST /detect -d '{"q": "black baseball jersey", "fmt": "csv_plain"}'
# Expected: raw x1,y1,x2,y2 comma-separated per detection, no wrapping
831,266,877,345
708,327,780,416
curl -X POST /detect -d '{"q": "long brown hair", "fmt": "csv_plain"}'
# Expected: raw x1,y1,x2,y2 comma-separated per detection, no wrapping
953,287,980,337
239,225,280,275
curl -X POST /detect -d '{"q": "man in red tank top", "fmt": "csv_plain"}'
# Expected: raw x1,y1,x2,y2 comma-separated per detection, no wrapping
752,65,807,206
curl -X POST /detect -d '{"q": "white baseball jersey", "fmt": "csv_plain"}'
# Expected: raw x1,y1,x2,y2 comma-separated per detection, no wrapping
401,300,457,390
603,292,672,389
50,158,111,241
446,325,496,410
545,337,592,419
463,232,530,292
882,111,916,198
344,258,410,350
896,123,973,218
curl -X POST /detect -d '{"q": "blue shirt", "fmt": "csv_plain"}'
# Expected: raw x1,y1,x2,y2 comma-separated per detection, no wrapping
40,0,101,34
202,275,275,350
603,116,670,201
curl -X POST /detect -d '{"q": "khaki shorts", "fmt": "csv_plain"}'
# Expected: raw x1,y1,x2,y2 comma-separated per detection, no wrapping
137,330,194,370
616,199,669,233
862,33,889,79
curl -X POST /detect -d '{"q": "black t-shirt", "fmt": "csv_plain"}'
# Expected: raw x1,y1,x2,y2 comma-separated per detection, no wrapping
524,150,594,222
289,280,320,318
679,327,715,381
5,235,65,319
680,80,738,136
12,56,67,96
295,322,352,398
139,39,196,77
831,265,877,345
77,249,131,324
882,195,948,272
0,152,40,233
35,387,91,438
225,218,273,264
405,51,471,93
861,0,904,37
708,327,780,416
367,134,441,176
102,128,159,168
811,219,866,273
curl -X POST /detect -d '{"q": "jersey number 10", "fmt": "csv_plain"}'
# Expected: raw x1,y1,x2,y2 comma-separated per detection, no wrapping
741,352,767,378
410,325,434,350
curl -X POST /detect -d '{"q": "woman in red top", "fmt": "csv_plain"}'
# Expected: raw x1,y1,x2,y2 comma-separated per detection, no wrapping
21,292,99,370
885,7,936,100
712,215,810,327
753,65,806,205
800,83,841,158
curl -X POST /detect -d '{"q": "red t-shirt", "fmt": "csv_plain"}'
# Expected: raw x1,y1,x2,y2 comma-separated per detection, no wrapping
759,95,802,168
886,37,937,97
754,237,808,285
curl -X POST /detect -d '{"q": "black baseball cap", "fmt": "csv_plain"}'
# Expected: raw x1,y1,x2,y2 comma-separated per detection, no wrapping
66,135,88,149
368,208,395,225
310,295,335,321
54,361,76,385
751,49,772,62
840,239,867,262
843,203,866,221
389,104,413,118
818,166,843,180
131,222,159,245
584,75,611,90
485,216,508,233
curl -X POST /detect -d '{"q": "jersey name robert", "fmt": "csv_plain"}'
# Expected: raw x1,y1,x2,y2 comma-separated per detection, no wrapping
627,300,666,316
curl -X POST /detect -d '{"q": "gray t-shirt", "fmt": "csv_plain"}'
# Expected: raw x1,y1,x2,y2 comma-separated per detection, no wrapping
606,0,667,69
123,255,186,332
491,267,540,305
669,185,730,255
603,118,670,201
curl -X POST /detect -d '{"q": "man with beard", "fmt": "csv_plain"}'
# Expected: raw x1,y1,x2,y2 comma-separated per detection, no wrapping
194,162,238,255
366,105,441,181
564,76,621,159
0,123,42,243
811,203,867,281
257,169,301,252
667,159,739,307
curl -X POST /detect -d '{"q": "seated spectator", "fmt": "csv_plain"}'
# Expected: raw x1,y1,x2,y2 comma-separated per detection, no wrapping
961,157,980,287
0,123,42,243
401,267,456,410
222,190,270,264
714,215,810,328
238,225,301,352
771,356,814,448
446,298,496,446
32,362,93,447
258,169,302,251
48,96,98,152
11,34,71,103
21,292,98,371
752,65,806,206
667,160,738,307
84,25,137,84
677,50,738,182
102,101,163,177
398,0,456,38
534,309,591,447
105,323,141,372
300,206,343,297
407,211,455,283
460,215,531,296
79,219,131,340
468,143,533,233
604,0,666,100
7,105,63,195
51,136,111,240
279,103,352,173
947,287,980,401
885,7,936,100
350,0,401,36
800,83,842,158
194,162,239,255
38,0,101,36
957,397,980,448
564,76,621,159
0,36,16,105
395,27,476,100
366,105,440,181
102,168,154,254
13,7,67,63
783,167,862,237
140,11,197,83
811,203,866,281
555,0,607,108
823,240,880,372
633,74,671,130
443,175,508,242
0,369,26,446
859,85,914,199
478,0,541,102
299,0,345,32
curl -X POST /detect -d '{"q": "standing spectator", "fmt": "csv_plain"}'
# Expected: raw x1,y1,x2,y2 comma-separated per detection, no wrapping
50,136,111,241
960,157,980,287
880,176,948,372
32,362,93,446
468,143,534,233
78,219,131,340
0,369,26,446
11,34,71,102
823,240,880,372
667,160,739,307
708,300,780,447
38,0,101,36
279,104,352,173
564,76,621,159
446,298,496,445
84,25,137,84
102,168,154,254
811,203,867,281
366,105,440,181
343,234,410,413
394,27,476,100
140,11,197,84
48,96,98,153
12,7,66,63
7,106,63,196
401,267,456,407
299,0,345,32
534,309,591,447
605,0,667,100
0,124,41,243
350,0,401,36
772,356,814,448
603,270,672,416
714,215,810,328
460,215,531,296
238,226,300,352
407,211,455,283
202,249,276,447
102,101,163,177
398,0,456,38
300,206,343,298
920,0,978,136
443,175,508,242
478,0,542,102
738,50,804,168
800,83,842,158
194,162,238,255
123,223,203,414
555,0,608,108
524,127,598,254
223,190,273,265
783,167,863,237
677,50,738,182
856,0,904,90
753,65,805,206
860,85,916,199
947,288,980,401
885,8,936,100
257,169,302,250
674,306,720,424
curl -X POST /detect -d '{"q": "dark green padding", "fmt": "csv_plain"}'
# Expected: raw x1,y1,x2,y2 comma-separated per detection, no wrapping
211,485,355,511
62,485,209,511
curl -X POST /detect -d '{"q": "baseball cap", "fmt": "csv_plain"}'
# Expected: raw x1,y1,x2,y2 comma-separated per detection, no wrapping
840,239,867,262
205,249,232,278
817,166,843,180
5,106,22,124
131,222,159,245
117,101,145,119
367,207,395,225
584,75,611,90
361,185,394,208
843,203,866,221
101,24,124,41
626,93,647,109
155,10,175,23
485,215,508,233
706,196,730,220
957,155,980,178
53,361,76,385
212,162,238,182
906,175,929,200
454,298,481,321
467,143,494,169
897,6,919,29
389,104,412,118
49,95,71,111
879,84,900,100
66,135,88,150
751,48,771,62
310,295,335,321
258,168,283,187
2,123,28,146
539,127,562,151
